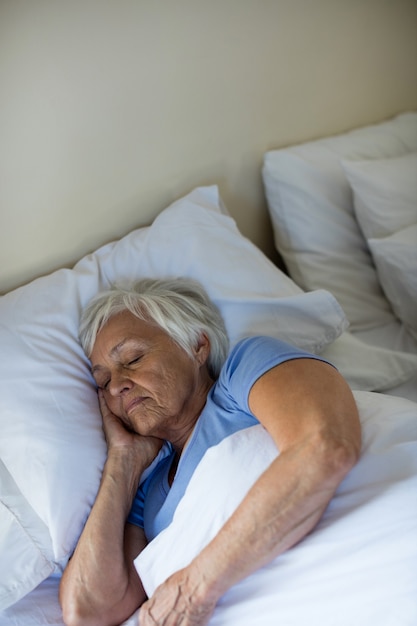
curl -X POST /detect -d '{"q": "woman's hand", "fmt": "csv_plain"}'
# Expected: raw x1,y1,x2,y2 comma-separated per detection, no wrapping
138,565,218,626
98,389,164,467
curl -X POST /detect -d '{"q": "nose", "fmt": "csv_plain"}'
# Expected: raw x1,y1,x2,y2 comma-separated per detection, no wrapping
108,373,134,396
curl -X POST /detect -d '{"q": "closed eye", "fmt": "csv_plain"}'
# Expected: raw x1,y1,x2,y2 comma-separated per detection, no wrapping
128,357,141,366
94,376,110,390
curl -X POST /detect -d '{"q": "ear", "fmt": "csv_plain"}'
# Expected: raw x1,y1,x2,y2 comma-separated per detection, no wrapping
193,332,211,366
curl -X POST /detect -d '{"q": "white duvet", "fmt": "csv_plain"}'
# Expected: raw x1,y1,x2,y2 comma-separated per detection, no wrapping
1,390,416,626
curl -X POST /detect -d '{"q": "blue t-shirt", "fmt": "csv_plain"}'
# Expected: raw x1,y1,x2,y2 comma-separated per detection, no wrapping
128,336,328,540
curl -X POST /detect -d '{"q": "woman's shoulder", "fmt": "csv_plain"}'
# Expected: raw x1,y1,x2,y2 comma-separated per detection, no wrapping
228,335,313,363
218,336,311,387
212,336,312,413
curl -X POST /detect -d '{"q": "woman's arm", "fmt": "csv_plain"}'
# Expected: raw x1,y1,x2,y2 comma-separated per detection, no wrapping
139,359,361,626
60,392,163,626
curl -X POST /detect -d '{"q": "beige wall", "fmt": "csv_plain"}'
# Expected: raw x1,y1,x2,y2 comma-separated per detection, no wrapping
1,0,416,294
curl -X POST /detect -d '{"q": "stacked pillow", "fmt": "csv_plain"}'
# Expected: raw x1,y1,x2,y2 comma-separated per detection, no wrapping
263,112,417,336
342,152,417,340
0,185,347,609
263,112,417,385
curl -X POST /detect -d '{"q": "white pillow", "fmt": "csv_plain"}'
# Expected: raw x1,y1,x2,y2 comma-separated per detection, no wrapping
0,461,55,610
136,424,279,595
342,152,417,339
0,185,347,609
342,152,417,239
368,224,417,340
136,392,417,626
262,112,417,333
320,331,417,392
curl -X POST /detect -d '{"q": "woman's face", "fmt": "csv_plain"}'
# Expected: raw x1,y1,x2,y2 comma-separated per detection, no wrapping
90,311,211,446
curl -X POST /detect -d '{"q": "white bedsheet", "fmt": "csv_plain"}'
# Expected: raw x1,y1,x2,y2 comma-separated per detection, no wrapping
1,390,416,626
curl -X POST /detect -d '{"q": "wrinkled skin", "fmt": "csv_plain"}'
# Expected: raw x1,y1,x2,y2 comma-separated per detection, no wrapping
139,567,218,626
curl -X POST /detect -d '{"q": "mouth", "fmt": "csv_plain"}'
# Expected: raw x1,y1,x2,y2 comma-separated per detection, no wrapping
125,396,146,415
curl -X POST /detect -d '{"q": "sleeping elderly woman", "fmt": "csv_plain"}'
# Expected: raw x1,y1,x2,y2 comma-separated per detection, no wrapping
59,277,361,626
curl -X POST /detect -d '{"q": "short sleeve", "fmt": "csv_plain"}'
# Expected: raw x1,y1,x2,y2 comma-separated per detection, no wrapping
127,480,147,528
128,452,175,529
215,336,330,413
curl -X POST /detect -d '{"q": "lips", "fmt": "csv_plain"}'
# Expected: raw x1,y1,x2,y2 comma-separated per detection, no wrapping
125,396,146,415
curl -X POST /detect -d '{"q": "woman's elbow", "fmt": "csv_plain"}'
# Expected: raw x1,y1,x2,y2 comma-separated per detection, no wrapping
59,580,99,626
315,425,361,483
59,574,143,626
330,436,360,477
61,599,113,626
60,594,87,626
62,605,86,626
60,599,86,626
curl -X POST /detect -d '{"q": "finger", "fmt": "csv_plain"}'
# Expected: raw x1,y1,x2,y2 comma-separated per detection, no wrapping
140,598,173,626
97,389,110,416
139,601,158,626
97,391,121,445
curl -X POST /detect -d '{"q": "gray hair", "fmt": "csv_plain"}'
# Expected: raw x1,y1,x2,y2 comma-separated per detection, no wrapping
79,277,229,379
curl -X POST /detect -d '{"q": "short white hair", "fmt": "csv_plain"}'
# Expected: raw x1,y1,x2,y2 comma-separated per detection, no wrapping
79,277,229,379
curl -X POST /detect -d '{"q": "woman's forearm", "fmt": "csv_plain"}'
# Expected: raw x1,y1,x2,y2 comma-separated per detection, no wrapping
139,431,359,626
189,432,359,604
59,448,148,626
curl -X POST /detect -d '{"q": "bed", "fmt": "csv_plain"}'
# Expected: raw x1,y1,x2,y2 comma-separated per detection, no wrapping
1,177,416,625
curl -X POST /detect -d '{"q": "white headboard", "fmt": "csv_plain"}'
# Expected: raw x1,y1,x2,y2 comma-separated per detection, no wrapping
1,0,416,294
